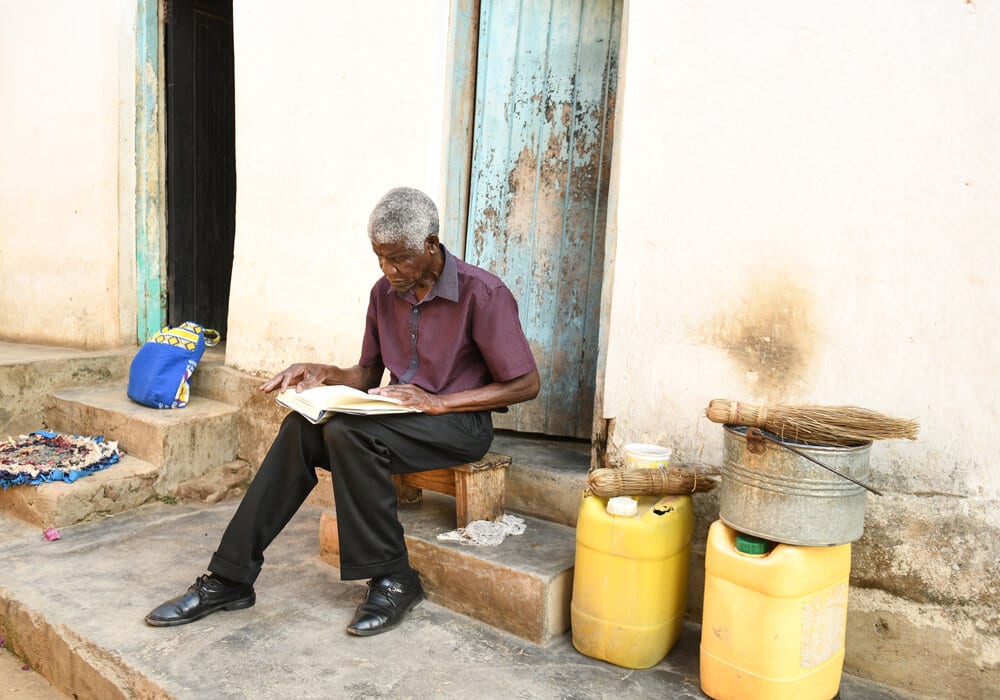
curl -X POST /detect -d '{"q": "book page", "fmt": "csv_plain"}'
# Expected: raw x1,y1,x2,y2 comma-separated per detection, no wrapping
275,384,420,419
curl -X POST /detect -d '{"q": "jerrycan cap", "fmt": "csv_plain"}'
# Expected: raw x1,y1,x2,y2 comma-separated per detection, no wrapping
735,533,775,555
606,496,638,517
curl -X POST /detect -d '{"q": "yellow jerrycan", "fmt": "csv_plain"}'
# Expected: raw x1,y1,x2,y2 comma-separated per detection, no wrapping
700,520,851,700
571,491,693,669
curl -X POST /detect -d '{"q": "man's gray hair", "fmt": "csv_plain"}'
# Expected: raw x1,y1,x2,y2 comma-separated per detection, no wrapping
368,187,439,251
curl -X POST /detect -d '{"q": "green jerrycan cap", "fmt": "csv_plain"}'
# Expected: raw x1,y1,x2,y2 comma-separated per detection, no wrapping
735,532,775,555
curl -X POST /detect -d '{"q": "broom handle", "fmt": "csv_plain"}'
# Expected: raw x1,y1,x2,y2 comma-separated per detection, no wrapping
747,428,883,496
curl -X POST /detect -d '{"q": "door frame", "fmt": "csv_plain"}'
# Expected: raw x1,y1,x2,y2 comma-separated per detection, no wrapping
440,0,480,251
135,0,166,342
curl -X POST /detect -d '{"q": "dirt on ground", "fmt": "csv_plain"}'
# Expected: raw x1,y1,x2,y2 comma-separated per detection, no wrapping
0,645,69,700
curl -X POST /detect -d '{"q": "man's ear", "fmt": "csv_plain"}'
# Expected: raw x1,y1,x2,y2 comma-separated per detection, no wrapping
425,235,440,251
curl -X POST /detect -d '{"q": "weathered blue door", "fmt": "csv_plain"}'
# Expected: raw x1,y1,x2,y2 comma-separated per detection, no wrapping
466,0,621,438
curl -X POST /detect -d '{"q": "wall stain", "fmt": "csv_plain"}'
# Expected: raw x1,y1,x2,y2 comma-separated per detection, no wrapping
698,271,817,399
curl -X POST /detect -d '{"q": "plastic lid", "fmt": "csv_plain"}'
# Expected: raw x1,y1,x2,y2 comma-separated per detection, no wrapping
735,533,774,555
606,496,638,517
623,443,672,459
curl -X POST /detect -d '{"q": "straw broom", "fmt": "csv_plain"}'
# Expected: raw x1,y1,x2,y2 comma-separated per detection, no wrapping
587,467,718,498
705,399,919,447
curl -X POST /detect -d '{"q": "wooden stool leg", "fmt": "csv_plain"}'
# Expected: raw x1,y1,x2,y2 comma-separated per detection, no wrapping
454,468,506,528
392,474,423,504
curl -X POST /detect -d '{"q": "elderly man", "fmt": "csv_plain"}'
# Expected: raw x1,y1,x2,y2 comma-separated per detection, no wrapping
145,187,539,635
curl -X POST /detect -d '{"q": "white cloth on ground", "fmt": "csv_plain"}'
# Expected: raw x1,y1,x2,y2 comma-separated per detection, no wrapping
436,513,526,546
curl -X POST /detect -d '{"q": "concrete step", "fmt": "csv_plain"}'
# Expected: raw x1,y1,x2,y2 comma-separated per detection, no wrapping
46,384,239,491
186,358,293,474
302,429,589,645
0,502,701,699
0,502,908,699
318,492,576,645
0,454,159,528
492,432,591,528
187,351,237,402
0,341,134,436
0,454,253,529
0,343,252,530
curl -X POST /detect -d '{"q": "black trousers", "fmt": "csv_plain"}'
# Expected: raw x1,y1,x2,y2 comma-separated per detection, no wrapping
208,410,493,583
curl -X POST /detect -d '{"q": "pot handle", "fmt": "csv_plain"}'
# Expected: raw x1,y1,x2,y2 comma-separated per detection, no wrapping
746,428,883,496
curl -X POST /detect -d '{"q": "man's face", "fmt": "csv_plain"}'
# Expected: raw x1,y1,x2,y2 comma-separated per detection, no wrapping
372,238,437,295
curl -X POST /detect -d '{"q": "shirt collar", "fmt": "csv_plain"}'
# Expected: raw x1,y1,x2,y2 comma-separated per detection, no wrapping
383,243,459,304
433,244,459,302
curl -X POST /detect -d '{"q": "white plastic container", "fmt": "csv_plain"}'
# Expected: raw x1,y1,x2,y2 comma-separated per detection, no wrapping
624,443,672,470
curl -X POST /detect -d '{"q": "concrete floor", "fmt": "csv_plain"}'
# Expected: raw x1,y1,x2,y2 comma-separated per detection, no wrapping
0,646,69,699
0,498,914,699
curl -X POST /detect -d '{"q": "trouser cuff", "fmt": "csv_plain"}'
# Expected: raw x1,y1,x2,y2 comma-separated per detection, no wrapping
208,554,260,586
339,552,410,581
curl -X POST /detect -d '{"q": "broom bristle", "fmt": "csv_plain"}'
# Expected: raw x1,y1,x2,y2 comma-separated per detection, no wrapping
587,467,718,498
705,399,919,446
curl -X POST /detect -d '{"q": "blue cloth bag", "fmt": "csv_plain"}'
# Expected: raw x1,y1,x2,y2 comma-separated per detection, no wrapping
127,321,220,408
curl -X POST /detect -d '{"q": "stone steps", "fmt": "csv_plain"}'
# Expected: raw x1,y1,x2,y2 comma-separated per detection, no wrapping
0,341,134,436
0,454,160,528
0,341,591,648
47,383,240,491
492,432,590,528
0,454,253,530
318,492,576,645
1,344,249,529
0,500,898,700
304,430,590,645
308,433,589,645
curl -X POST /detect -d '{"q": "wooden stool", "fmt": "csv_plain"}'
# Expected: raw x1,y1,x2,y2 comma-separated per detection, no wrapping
391,452,511,527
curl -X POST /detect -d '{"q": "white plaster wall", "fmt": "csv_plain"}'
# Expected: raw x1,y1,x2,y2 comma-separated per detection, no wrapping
604,0,1000,499
226,2,453,376
0,1,134,349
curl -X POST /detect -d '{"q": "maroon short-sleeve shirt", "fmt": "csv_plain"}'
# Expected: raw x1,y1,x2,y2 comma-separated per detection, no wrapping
359,246,536,400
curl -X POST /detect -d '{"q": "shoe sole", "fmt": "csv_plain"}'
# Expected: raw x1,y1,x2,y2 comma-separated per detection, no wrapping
345,593,424,637
144,595,256,627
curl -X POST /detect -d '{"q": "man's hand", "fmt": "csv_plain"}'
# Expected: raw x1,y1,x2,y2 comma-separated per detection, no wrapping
369,383,447,415
258,363,331,394
368,370,540,415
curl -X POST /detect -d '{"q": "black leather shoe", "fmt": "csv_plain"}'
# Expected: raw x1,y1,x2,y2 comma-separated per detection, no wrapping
346,572,425,636
144,574,255,627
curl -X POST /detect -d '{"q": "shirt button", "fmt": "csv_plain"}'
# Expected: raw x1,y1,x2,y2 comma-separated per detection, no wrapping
412,309,418,314
410,334,415,339
410,361,417,366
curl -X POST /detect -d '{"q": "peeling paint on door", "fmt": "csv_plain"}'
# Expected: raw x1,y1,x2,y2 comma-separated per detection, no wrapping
466,0,622,438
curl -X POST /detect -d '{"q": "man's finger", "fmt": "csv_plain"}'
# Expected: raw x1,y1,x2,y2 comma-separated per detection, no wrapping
259,374,284,393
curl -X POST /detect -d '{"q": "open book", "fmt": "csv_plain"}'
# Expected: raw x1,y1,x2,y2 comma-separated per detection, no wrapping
275,384,421,424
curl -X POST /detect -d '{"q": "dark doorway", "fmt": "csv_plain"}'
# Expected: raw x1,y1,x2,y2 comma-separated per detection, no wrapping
165,0,236,336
